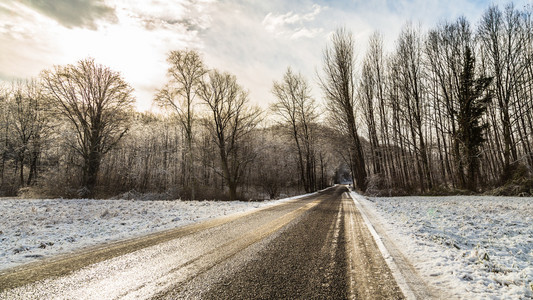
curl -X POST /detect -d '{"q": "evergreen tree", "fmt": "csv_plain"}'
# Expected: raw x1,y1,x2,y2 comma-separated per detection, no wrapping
457,46,492,191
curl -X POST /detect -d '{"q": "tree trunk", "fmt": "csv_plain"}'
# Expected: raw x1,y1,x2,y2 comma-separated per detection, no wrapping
84,150,101,197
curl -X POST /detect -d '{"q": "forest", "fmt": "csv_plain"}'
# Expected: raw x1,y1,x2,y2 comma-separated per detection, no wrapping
1,3,532,200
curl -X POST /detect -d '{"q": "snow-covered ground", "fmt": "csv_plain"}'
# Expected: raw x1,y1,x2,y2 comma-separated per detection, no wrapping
0,193,312,272
355,193,532,299
2,189,531,299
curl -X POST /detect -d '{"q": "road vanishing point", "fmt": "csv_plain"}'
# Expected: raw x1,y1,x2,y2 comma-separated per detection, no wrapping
0,186,439,299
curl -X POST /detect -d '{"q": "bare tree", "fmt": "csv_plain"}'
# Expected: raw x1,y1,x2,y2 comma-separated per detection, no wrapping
250,127,296,199
360,32,387,179
394,24,433,191
155,49,206,200
271,67,318,192
478,4,527,181
42,58,135,197
0,85,10,191
425,17,476,188
7,80,51,187
319,27,368,191
199,70,261,200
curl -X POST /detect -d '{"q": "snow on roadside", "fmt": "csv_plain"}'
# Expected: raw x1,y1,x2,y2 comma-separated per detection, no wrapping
0,192,313,272
356,194,533,299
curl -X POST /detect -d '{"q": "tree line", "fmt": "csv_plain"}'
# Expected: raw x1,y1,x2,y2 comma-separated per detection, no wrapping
1,2,532,199
0,56,336,200
335,3,533,195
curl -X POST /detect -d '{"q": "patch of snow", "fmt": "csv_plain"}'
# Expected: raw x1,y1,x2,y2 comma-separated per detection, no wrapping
0,191,316,271
354,193,533,299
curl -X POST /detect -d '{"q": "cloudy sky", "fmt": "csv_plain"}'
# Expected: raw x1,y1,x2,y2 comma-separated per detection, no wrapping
1,0,531,111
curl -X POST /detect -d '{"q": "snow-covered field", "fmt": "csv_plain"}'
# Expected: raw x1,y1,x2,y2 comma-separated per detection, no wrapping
356,193,532,299
2,189,531,299
0,193,310,272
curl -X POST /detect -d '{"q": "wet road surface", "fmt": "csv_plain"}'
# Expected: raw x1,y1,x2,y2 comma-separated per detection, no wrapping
0,186,406,299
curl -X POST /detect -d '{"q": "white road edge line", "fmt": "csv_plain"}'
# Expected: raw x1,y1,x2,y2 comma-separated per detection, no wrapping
347,191,417,300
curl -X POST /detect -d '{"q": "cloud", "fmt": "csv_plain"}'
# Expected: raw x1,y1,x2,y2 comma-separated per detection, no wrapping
118,0,213,32
262,4,325,39
19,0,117,29
0,0,210,111
263,4,322,29
191,1,330,111
2,0,532,113
291,27,323,39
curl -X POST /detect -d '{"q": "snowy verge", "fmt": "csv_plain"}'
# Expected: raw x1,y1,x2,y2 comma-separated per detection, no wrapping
352,193,533,299
0,191,318,272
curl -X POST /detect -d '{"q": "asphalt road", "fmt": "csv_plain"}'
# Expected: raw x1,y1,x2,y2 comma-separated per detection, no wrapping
0,186,407,299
